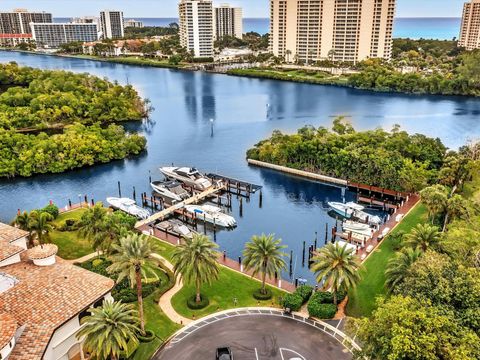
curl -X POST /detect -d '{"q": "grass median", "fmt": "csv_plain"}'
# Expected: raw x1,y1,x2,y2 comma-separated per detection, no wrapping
346,203,428,318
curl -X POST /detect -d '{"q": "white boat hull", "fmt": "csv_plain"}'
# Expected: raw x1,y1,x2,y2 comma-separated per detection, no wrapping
184,205,236,228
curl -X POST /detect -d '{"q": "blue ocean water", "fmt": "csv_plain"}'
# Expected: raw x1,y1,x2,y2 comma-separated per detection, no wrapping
56,17,462,39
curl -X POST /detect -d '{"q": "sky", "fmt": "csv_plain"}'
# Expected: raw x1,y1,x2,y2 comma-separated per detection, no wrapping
0,0,468,18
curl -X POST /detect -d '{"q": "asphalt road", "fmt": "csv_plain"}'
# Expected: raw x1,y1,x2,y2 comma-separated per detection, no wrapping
154,315,352,360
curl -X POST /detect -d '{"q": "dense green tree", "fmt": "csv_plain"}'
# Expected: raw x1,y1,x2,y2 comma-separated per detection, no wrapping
172,234,219,303
311,243,361,305
242,234,287,295
107,234,159,334
419,185,448,223
77,299,140,360
355,295,480,360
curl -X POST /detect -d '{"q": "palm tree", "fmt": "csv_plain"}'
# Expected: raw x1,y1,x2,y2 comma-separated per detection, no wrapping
12,211,34,247
30,211,53,245
107,234,158,334
443,194,468,232
78,202,108,251
403,224,441,252
96,215,125,254
385,248,422,292
171,234,219,303
419,185,448,224
310,243,361,305
242,234,286,295
77,299,140,360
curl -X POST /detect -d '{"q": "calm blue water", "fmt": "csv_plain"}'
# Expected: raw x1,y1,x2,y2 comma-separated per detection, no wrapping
1,51,479,283
56,17,461,39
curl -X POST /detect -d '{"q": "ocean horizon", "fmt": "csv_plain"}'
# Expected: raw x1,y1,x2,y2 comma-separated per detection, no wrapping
56,17,462,40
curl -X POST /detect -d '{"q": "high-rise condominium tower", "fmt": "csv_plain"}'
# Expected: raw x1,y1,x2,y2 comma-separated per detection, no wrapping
179,0,214,57
270,0,396,64
100,10,124,39
0,9,52,45
214,4,243,40
459,0,480,50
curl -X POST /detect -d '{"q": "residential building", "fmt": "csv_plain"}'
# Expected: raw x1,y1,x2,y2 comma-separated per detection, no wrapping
179,0,214,57
269,0,396,64
214,4,243,40
0,222,114,360
0,9,52,46
459,0,480,50
71,16,100,30
125,19,144,28
31,23,98,48
100,10,125,39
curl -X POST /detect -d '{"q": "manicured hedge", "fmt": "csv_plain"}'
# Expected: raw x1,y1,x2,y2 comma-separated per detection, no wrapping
307,301,337,319
41,204,59,219
137,329,155,343
295,285,314,303
253,288,272,300
282,293,303,311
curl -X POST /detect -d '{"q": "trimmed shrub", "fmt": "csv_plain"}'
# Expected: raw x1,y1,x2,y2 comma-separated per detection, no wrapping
282,293,303,312
92,258,104,267
295,285,314,303
336,289,347,303
137,329,155,343
253,288,272,300
187,294,209,310
41,204,59,219
311,291,333,304
307,302,337,319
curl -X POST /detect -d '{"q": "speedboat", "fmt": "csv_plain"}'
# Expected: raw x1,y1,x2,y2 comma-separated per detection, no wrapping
343,220,374,237
106,197,151,220
345,202,364,211
160,167,212,191
353,210,382,225
184,204,237,228
155,219,196,238
151,180,190,203
328,202,354,218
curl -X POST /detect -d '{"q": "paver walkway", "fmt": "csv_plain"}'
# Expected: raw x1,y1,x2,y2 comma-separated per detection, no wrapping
66,251,101,264
150,253,192,325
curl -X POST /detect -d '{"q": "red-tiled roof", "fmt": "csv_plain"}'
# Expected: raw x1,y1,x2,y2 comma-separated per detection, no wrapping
0,256,114,360
0,311,17,349
0,243,23,263
0,223,28,243
27,244,58,260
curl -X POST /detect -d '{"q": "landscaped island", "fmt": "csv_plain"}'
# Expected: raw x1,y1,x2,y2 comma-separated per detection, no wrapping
247,118,449,192
0,62,148,177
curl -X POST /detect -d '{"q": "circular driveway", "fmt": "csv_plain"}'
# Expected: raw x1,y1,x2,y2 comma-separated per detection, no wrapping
154,310,353,360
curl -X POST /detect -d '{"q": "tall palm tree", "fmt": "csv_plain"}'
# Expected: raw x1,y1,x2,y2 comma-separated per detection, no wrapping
403,224,441,252
443,194,468,232
30,211,53,245
107,234,158,334
419,185,448,224
385,248,422,292
96,215,125,254
171,234,219,303
242,234,287,295
12,211,34,247
78,202,108,251
77,299,139,360
311,243,361,305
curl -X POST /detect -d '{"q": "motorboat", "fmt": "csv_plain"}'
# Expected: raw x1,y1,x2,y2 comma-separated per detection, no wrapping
345,202,364,211
106,197,151,220
184,204,237,228
155,219,196,238
343,220,374,238
160,167,212,191
328,202,354,218
151,180,190,203
353,210,382,226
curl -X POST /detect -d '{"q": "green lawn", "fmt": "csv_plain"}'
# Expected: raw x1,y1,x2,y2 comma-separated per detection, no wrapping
346,203,428,318
50,208,93,259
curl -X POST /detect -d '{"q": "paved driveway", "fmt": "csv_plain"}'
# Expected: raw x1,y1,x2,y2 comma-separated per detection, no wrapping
154,311,352,360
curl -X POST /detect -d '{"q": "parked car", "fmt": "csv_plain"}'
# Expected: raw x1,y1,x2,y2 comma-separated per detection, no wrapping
216,347,233,360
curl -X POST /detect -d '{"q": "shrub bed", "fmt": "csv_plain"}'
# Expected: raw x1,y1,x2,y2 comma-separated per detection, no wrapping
307,302,337,319
282,293,303,311
295,285,314,303
137,329,155,343
187,294,209,310
253,288,272,300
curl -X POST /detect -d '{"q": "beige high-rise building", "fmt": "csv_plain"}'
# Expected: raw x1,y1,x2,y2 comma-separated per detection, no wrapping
214,4,243,40
459,0,480,50
179,0,214,58
270,0,396,64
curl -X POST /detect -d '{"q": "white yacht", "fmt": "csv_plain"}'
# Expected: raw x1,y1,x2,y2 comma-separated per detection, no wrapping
328,202,354,218
106,197,151,220
155,219,196,239
151,180,190,203
184,204,237,228
343,220,374,237
160,167,212,191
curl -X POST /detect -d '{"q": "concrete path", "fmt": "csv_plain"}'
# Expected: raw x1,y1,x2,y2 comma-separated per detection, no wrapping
66,251,101,264
150,253,192,325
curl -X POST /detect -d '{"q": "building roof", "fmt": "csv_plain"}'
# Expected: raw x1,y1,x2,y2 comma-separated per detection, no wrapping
0,223,28,243
0,255,114,360
0,243,24,263
0,311,17,349
27,244,58,260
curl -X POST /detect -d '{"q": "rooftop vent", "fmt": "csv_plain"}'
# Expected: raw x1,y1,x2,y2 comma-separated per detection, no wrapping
27,244,58,266
0,273,18,294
